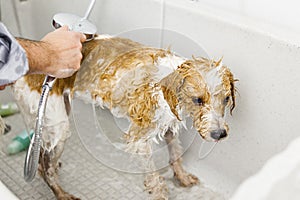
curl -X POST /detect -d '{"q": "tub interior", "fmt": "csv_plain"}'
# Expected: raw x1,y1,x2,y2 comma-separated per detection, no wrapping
1,0,300,199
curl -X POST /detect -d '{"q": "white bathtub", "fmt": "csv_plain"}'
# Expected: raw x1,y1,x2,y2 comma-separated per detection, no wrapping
1,0,300,199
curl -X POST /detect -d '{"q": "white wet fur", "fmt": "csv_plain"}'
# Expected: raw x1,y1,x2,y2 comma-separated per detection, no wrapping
13,78,70,151
154,54,186,81
200,61,228,141
203,62,223,95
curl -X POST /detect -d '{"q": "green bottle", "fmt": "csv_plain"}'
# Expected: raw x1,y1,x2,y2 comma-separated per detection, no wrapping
0,102,19,117
7,130,34,155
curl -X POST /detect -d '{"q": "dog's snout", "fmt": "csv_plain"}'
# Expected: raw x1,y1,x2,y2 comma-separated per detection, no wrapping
210,129,227,140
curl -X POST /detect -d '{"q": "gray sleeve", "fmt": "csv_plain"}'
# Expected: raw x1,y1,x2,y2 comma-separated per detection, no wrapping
0,22,29,86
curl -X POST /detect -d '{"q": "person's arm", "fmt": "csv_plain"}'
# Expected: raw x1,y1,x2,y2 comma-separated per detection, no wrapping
0,22,29,86
0,23,86,89
17,25,86,78
16,38,51,74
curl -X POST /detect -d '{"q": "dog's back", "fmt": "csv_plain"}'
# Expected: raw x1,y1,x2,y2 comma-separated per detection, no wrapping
73,37,185,123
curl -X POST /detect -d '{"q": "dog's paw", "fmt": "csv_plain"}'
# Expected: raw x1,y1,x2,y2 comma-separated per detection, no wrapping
176,173,199,187
144,173,169,200
57,193,81,200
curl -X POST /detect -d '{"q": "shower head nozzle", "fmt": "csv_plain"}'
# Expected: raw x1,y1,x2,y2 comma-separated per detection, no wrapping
52,0,97,41
52,13,97,41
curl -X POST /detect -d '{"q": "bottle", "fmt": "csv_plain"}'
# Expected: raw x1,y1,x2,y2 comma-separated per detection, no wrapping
0,102,19,117
7,130,34,155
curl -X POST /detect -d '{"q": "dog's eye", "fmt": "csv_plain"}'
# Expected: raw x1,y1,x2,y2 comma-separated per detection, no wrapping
224,96,230,104
192,97,203,106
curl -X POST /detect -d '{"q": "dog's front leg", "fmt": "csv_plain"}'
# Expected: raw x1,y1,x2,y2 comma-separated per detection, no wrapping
126,134,168,200
164,130,199,187
39,140,80,200
144,171,168,200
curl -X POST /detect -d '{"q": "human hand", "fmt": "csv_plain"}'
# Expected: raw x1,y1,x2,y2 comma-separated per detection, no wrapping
41,25,86,78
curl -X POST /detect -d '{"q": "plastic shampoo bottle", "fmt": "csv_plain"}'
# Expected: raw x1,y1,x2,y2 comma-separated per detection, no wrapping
7,130,34,155
0,102,19,117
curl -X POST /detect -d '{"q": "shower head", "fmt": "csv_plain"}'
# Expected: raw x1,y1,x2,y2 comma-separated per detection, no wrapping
52,13,97,41
52,0,97,41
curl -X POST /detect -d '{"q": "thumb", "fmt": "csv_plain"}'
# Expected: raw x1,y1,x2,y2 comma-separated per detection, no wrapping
56,25,69,32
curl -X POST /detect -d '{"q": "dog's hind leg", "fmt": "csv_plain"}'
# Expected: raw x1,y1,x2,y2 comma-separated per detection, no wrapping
164,129,199,187
39,140,80,200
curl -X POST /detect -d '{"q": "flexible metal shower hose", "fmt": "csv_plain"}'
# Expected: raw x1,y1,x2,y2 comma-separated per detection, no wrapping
24,76,56,182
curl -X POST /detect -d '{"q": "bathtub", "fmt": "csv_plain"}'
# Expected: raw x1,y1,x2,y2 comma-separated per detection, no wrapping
1,0,300,199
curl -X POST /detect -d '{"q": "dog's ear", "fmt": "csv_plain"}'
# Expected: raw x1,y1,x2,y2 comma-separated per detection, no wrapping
161,86,180,120
225,68,238,115
160,71,184,121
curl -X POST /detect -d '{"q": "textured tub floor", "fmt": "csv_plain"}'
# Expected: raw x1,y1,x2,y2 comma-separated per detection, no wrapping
0,108,224,200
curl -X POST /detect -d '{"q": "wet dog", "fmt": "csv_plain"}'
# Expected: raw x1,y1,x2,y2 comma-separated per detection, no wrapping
13,36,236,199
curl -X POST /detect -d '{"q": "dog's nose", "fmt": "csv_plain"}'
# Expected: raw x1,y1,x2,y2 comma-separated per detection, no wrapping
210,129,227,140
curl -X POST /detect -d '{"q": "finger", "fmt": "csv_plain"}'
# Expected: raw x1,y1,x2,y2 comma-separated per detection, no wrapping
54,69,76,78
79,33,87,43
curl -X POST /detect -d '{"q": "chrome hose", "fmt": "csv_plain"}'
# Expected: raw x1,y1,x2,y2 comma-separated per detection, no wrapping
24,75,56,182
